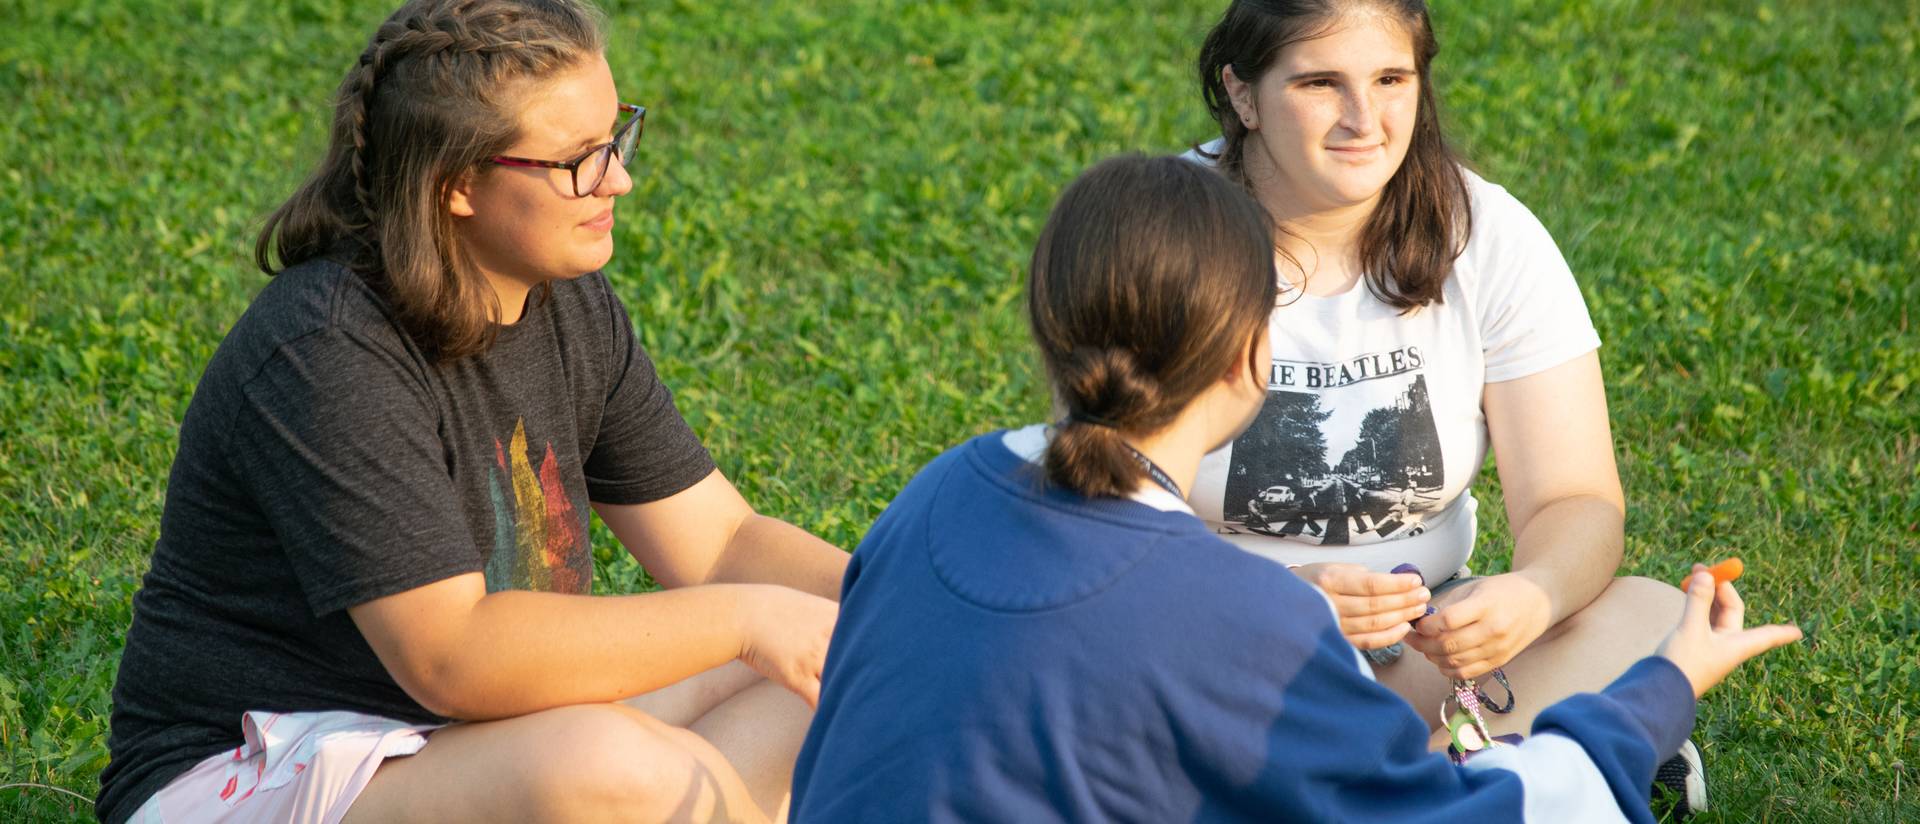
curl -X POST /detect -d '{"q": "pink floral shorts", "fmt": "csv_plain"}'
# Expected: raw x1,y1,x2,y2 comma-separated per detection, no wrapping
127,710,440,824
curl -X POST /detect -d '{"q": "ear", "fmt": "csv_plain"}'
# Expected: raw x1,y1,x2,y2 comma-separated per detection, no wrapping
447,170,478,218
1221,64,1260,130
1227,326,1269,392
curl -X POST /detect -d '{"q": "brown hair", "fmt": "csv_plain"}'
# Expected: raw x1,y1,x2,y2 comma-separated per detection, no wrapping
1028,155,1279,499
254,0,605,360
1196,0,1471,311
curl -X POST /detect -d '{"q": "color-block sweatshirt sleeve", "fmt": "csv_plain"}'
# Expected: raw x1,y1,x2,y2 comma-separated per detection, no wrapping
1190,576,1695,823
1464,658,1698,823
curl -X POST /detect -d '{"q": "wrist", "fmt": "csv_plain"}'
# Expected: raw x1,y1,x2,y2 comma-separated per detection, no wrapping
712,583,765,657
1507,568,1563,625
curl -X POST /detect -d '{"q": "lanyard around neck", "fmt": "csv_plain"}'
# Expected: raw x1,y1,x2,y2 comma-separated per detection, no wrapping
1124,443,1184,500
1056,416,1185,501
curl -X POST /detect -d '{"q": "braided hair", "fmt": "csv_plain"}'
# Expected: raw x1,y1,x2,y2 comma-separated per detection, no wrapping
256,0,605,360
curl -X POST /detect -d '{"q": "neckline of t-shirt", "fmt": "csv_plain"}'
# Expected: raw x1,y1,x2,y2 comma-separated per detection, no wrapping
1277,277,1372,313
962,436,1200,545
992,424,1195,516
488,289,556,346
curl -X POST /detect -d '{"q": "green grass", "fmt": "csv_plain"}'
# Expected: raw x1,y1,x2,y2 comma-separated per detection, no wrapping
2,0,1915,819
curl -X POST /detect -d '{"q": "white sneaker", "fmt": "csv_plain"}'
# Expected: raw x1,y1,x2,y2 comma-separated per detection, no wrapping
1652,738,1708,818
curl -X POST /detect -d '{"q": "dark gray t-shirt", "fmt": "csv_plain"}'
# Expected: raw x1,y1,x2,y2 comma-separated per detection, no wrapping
97,258,714,823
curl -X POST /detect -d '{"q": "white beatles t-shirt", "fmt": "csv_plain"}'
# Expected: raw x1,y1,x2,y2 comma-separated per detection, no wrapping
1185,142,1601,578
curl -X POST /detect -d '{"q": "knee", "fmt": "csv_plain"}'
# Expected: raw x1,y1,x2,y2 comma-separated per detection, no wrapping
1570,576,1685,634
520,705,713,822
1612,575,1686,616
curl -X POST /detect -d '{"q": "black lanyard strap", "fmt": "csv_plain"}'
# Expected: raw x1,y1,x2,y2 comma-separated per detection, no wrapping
1124,444,1183,500
1056,417,1184,500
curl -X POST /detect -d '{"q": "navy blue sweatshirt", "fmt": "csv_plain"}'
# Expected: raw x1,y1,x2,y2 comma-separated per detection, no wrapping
791,430,1695,823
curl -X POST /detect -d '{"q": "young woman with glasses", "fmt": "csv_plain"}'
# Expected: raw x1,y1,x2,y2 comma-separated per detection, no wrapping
98,2,843,822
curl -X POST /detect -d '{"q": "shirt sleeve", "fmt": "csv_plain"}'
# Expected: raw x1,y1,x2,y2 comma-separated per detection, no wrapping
582,278,716,504
228,329,484,617
1188,573,1693,823
1468,177,1604,383
1465,659,1699,823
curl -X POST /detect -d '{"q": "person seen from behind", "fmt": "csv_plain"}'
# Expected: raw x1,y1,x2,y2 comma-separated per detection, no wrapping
788,154,1801,823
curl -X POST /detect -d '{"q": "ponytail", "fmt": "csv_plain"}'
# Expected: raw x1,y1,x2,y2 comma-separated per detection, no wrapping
1045,348,1166,498
1027,155,1277,499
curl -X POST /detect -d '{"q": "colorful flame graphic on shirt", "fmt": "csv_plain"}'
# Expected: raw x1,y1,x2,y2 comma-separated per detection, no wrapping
484,419,589,593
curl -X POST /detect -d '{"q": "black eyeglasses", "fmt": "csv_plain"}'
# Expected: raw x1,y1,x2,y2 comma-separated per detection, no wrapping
489,103,645,197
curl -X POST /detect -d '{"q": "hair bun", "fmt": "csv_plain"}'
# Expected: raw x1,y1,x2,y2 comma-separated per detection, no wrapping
1061,346,1161,430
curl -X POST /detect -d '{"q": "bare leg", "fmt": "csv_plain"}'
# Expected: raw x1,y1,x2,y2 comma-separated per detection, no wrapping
621,661,813,819
1373,576,1685,751
621,661,765,728
345,662,809,823
688,680,814,823
342,703,769,824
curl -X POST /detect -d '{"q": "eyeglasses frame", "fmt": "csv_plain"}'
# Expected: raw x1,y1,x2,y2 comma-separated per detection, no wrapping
488,103,646,197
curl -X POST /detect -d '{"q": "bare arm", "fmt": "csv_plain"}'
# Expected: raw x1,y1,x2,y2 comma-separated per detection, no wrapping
347,575,823,720
593,469,849,601
1482,349,1624,625
347,470,844,720
1408,351,1625,678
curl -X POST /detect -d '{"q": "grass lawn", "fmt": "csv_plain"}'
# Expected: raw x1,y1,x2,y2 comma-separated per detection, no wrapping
2,0,1915,820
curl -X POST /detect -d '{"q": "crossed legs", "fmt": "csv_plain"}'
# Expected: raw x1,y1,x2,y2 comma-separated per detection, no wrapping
1372,576,1687,751
342,663,809,823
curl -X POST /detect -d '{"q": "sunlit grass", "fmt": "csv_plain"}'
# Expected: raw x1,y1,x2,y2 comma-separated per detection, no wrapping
2,0,1914,820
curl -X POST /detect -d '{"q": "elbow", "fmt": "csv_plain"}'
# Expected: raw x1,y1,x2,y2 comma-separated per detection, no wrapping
388,655,472,720
1535,490,1625,524
412,687,469,721
690,512,762,588
346,575,495,719
1560,488,1625,520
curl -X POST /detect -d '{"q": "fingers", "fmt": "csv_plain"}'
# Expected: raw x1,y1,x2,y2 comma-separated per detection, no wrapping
1710,580,1747,633
1294,563,1360,592
1404,622,1491,658
1362,572,1427,596
771,665,822,707
1323,566,1424,597
1347,622,1412,650
1405,630,1499,678
1405,631,1495,678
1401,628,1437,656
1444,658,1499,681
1336,587,1430,618
1315,566,1436,651
1678,570,1715,629
795,672,822,708
1340,601,1431,635
1415,595,1486,635
772,652,826,706
1726,623,1804,661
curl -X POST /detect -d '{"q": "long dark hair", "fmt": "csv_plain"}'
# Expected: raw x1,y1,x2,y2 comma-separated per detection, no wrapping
255,0,605,361
1196,0,1471,311
1028,155,1279,499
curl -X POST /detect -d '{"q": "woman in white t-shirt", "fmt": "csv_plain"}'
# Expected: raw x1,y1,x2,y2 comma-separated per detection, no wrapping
1187,0,1693,761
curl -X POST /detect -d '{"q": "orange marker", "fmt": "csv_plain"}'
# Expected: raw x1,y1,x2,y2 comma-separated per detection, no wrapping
1682,557,1743,590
